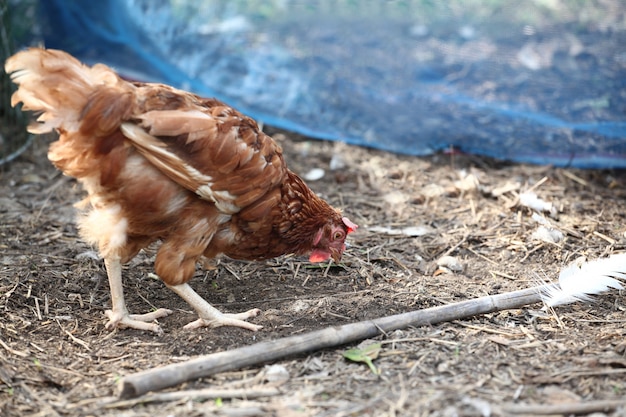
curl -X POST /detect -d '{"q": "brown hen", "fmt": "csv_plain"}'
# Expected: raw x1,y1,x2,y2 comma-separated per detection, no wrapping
6,48,357,334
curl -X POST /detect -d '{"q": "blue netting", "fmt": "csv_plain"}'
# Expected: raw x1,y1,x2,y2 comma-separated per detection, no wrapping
27,0,626,168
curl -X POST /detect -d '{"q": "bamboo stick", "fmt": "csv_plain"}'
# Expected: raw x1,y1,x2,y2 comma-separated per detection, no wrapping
118,285,546,399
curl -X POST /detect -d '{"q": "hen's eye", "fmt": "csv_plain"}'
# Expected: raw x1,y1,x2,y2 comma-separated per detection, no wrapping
333,231,345,240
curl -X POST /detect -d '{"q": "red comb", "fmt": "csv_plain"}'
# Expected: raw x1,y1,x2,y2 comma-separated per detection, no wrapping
342,217,358,234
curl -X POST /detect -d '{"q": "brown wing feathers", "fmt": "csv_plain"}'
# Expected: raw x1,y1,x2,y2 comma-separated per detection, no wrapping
122,102,286,215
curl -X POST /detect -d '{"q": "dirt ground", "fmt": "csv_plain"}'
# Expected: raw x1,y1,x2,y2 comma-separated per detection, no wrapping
1,128,626,417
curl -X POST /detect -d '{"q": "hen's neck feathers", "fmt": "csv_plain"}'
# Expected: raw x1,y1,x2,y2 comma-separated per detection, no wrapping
276,171,339,250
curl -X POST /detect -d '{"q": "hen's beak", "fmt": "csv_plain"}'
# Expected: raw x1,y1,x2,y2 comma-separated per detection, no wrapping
330,248,342,263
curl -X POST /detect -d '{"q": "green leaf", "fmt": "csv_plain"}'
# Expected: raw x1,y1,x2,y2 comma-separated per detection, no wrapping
342,343,381,375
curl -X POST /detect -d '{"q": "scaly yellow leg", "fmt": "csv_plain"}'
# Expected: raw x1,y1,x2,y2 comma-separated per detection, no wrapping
103,256,172,334
167,283,262,331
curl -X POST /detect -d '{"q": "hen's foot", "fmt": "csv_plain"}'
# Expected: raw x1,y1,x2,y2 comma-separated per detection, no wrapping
166,283,263,331
183,308,262,331
105,308,173,335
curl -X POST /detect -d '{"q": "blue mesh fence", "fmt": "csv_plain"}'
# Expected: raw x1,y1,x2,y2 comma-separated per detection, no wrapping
21,0,626,168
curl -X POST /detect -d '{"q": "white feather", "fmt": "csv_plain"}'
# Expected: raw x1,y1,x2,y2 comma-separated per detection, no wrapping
541,253,626,306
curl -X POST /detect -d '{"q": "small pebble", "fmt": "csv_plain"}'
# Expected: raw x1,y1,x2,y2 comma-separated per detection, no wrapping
329,154,346,171
436,255,464,273
304,168,325,181
531,225,564,243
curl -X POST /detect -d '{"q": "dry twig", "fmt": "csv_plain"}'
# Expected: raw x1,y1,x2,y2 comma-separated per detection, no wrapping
119,284,547,398
502,399,626,415
0,337,29,357
107,387,280,408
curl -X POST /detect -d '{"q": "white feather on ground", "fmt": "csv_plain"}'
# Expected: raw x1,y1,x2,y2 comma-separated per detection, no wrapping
541,253,626,306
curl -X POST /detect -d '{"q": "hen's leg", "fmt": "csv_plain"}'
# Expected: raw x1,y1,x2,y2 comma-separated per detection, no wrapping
104,256,172,334
167,283,262,331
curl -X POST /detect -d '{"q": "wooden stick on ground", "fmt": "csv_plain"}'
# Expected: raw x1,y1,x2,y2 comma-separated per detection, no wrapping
107,387,281,409
118,285,548,399
502,399,626,415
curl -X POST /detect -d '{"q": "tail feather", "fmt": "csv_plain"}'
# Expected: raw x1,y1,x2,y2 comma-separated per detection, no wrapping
541,253,626,306
6,48,136,182
5,48,124,134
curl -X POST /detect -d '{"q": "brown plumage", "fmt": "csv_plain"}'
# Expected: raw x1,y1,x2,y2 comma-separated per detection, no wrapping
6,48,357,334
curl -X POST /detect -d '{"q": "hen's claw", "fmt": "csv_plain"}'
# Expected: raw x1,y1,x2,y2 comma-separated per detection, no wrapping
167,283,263,332
183,308,262,331
105,308,173,335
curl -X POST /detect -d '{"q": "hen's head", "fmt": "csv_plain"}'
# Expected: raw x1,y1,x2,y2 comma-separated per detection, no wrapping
309,216,358,263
